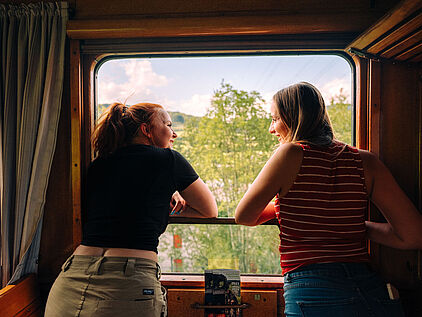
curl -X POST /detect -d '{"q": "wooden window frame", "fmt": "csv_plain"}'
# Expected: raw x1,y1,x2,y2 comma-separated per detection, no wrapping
70,37,360,281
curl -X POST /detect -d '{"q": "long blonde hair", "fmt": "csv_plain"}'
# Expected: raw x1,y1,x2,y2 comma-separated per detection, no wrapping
273,82,333,146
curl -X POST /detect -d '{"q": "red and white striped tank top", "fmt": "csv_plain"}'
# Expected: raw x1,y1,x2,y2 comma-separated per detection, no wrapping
275,140,369,275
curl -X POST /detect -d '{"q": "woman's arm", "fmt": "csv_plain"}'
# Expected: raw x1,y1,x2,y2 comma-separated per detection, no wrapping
235,143,302,226
176,178,218,218
360,150,422,249
254,202,277,225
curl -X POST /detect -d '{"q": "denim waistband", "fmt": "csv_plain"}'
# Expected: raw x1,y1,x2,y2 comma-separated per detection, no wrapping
285,262,372,280
61,255,161,279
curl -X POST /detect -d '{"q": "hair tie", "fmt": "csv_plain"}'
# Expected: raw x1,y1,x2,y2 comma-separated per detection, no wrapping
122,105,128,117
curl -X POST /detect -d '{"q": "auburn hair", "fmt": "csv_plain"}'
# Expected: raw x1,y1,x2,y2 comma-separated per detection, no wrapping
92,102,163,157
273,82,333,146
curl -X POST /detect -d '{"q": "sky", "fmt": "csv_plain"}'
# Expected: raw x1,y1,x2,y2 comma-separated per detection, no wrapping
97,55,352,117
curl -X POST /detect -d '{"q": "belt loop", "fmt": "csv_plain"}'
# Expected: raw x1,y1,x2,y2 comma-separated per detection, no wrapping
125,258,136,276
156,263,161,280
61,255,74,272
86,256,105,275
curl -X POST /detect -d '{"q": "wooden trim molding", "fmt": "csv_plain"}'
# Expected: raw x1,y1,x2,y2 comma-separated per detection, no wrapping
347,0,422,51
70,40,83,248
368,60,381,157
353,55,369,150
161,274,283,290
67,14,364,40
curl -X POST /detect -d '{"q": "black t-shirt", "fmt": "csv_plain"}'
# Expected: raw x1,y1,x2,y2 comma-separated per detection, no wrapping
81,144,199,253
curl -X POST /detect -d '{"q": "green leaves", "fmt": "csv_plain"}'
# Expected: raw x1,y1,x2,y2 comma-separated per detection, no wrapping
177,82,274,217
161,83,352,274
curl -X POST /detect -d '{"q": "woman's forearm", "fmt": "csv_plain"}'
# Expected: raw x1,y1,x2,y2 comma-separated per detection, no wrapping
171,205,214,218
365,221,417,249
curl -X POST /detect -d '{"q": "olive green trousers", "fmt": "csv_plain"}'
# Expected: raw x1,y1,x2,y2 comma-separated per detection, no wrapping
44,255,167,317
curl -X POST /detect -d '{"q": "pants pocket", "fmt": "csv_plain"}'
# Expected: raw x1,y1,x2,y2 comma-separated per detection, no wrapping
298,298,359,317
93,299,155,317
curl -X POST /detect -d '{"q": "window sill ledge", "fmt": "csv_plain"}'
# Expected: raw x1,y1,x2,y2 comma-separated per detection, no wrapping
161,273,283,289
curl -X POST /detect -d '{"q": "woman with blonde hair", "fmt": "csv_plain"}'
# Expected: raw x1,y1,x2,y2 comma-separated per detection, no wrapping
45,102,217,317
235,82,422,316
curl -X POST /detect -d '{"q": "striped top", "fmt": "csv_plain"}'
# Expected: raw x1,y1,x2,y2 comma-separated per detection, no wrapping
275,140,369,275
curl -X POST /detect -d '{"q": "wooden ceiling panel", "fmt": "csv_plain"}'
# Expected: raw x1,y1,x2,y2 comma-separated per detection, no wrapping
365,13,422,54
395,42,422,61
410,53,422,62
66,0,402,42
347,0,422,63
381,29,422,58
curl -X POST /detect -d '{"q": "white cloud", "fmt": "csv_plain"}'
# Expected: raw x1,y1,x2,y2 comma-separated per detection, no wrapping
98,60,168,104
166,94,212,116
261,92,274,112
319,78,351,105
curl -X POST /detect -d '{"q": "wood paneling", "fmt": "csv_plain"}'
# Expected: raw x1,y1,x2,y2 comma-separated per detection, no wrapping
353,55,369,150
368,60,381,156
66,0,401,40
0,275,42,317
376,61,421,289
70,40,83,249
72,0,398,19
167,289,278,317
347,0,422,62
67,15,366,40
162,274,283,290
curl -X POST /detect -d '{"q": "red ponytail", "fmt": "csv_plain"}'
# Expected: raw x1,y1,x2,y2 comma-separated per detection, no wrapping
92,102,163,157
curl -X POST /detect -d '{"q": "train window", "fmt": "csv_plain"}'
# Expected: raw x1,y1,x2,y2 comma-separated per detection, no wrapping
96,54,353,274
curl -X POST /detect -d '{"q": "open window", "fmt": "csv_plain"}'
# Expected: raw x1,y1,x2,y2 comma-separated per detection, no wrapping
93,53,354,274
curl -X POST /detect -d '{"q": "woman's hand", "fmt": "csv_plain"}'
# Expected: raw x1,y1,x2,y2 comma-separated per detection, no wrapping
170,191,186,215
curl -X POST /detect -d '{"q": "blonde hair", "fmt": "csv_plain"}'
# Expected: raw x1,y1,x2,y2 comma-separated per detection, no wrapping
273,82,333,146
92,102,164,157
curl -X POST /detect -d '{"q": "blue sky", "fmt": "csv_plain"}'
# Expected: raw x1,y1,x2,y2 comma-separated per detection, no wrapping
97,55,352,116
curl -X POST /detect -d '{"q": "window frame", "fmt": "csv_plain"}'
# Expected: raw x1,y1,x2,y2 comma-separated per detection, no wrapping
70,37,358,275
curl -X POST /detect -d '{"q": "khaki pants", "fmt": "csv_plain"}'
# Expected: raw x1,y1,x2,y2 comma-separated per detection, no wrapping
45,255,167,317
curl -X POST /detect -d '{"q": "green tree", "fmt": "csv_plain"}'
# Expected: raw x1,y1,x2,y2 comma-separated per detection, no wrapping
326,88,352,145
165,82,281,274
159,84,353,274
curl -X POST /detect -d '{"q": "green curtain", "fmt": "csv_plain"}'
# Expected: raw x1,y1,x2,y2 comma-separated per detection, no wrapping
0,2,68,287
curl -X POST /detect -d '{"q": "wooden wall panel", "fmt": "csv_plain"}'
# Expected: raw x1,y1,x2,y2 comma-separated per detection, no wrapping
167,289,278,317
72,0,401,19
70,40,83,249
0,275,42,317
66,0,401,40
375,61,421,290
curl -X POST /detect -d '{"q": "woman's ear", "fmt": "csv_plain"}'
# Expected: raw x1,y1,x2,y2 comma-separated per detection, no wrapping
140,123,151,138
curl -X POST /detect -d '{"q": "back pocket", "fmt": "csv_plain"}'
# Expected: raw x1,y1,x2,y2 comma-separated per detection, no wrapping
298,298,359,317
93,299,155,317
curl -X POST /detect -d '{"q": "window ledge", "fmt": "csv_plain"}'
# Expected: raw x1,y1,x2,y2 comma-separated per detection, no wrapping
161,273,283,289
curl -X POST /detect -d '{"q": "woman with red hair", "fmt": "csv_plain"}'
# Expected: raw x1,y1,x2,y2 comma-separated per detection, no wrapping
46,102,217,317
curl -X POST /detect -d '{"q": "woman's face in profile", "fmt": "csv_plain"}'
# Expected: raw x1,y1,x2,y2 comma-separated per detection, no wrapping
150,110,177,148
269,100,288,143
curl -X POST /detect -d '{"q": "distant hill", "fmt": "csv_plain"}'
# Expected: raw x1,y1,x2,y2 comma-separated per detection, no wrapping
97,104,198,123
168,111,198,126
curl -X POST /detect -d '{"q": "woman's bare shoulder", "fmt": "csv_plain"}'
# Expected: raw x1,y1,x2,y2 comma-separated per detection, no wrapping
274,142,303,159
357,149,379,170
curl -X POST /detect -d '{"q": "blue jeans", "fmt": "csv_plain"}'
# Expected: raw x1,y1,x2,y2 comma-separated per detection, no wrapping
283,262,405,317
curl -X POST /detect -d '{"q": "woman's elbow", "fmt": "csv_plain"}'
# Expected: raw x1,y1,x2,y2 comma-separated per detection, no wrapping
206,201,218,218
235,209,256,226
